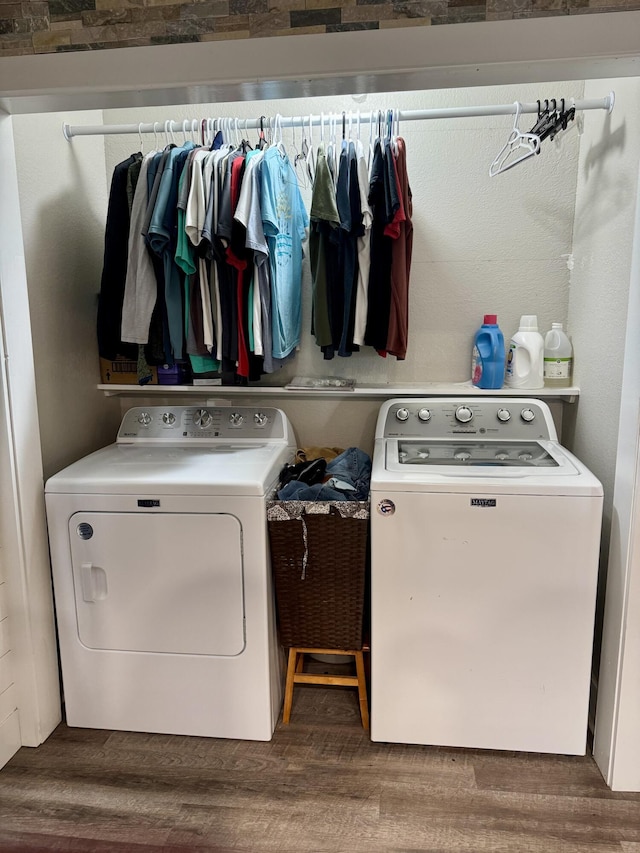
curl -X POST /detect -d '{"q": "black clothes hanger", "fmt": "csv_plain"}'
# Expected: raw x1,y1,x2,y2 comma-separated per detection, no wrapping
257,116,267,150
528,97,576,153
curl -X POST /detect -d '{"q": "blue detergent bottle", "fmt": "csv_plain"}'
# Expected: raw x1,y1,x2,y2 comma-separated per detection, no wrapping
471,314,506,389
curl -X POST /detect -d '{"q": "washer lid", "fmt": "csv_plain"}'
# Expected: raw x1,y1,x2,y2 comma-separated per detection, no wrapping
45,441,292,496
391,439,566,469
372,439,603,497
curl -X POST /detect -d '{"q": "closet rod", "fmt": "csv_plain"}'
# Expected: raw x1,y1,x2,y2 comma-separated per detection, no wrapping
62,93,615,140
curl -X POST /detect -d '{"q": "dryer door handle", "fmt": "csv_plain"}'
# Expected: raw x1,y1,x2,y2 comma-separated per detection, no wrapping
80,563,108,602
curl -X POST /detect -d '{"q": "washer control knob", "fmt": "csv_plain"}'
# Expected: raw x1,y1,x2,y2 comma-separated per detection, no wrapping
254,412,268,427
162,412,176,425
137,412,152,426
521,408,536,423
395,408,410,422
454,449,471,461
229,412,244,426
455,405,473,424
519,451,533,462
497,408,511,423
418,408,431,422
194,408,212,429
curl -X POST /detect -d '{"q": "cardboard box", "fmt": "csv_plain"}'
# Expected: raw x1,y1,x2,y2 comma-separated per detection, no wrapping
99,357,158,385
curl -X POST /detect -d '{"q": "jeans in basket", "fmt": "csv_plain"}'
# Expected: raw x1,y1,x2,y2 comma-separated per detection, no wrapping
277,447,371,501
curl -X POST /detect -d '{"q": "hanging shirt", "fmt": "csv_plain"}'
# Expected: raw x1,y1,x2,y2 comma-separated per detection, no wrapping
202,147,230,362
386,137,413,360
121,152,160,346
309,144,340,351
227,153,251,378
337,141,364,357
261,145,309,360
352,139,373,347
364,140,394,354
147,142,196,360
235,150,266,358
183,148,216,357
97,152,142,359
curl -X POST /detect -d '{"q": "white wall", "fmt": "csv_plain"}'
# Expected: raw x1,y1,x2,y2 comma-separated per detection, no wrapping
103,81,583,450
11,111,121,480
569,78,640,531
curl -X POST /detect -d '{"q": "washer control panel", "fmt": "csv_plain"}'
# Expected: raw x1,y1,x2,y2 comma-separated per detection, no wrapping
118,406,287,442
382,398,557,441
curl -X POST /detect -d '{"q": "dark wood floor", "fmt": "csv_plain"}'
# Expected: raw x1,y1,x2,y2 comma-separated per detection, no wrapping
1,678,640,853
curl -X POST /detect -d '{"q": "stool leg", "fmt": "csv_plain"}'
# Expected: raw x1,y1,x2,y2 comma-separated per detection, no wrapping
282,648,298,724
355,650,370,731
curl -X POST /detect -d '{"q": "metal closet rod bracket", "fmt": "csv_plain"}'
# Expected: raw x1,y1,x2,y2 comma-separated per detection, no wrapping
61,92,615,140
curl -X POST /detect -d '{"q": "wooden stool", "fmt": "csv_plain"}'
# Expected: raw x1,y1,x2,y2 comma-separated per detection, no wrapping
282,645,369,730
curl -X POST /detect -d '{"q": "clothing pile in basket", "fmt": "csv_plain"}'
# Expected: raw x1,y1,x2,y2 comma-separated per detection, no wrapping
277,446,371,501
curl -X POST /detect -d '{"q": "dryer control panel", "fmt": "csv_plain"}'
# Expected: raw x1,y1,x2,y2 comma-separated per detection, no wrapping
117,406,289,443
379,398,558,442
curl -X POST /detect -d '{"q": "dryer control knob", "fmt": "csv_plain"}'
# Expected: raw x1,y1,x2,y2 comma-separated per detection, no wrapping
455,405,473,423
254,412,268,426
162,412,176,425
229,412,244,426
454,449,471,461
497,408,511,423
194,408,212,429
521,408,536,423
137,412,152,426
418,408,431,422
395,408,410,422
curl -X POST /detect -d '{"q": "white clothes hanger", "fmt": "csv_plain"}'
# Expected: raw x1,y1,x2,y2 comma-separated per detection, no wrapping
137,123,144,154
367,110,375,168
305,114,315,182
489,101,541,177
274,113,287,156
291,117,307,189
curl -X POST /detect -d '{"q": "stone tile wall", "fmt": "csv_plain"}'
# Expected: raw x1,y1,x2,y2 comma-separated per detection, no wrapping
0,0,639,56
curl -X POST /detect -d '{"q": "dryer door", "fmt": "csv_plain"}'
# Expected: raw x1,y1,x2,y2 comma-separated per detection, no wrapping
68,512,245,656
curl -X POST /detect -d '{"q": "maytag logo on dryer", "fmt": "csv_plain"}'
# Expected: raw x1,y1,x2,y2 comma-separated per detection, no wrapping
471,498,497,508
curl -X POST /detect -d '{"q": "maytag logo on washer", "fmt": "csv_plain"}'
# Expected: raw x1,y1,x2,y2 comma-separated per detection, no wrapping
377,499,396,516
471,498,497,508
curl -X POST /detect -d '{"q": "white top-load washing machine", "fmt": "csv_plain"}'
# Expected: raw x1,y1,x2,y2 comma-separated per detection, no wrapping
45,405,295,741
370,398,603,755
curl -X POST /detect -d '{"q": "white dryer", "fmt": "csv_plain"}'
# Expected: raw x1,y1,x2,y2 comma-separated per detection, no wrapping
45,405,295,741
370,398,603,755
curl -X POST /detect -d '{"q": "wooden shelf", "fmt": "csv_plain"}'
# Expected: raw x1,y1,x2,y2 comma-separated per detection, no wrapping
98,382,580,403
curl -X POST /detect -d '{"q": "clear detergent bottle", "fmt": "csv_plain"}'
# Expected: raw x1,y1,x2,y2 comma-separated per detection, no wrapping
471,314,506,389
544,322,573,388
505,315,545,389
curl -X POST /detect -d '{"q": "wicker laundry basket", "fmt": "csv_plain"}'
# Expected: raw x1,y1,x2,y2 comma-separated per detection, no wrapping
267,500,369,650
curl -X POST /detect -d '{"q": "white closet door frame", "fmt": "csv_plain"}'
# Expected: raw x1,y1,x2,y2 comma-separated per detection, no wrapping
0,111,62,758
593,150,640,791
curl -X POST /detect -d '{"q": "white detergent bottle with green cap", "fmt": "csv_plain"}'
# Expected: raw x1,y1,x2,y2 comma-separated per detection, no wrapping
505,315,544,389
544,323,573,387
